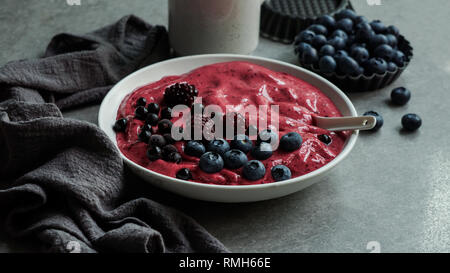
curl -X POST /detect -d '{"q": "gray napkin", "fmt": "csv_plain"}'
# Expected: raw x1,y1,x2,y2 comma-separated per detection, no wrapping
0,15,228,253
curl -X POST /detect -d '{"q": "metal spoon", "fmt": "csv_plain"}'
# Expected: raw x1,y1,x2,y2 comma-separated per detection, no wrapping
313,116,377,131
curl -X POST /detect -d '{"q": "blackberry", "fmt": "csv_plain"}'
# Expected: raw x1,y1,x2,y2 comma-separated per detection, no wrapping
164,83,198,107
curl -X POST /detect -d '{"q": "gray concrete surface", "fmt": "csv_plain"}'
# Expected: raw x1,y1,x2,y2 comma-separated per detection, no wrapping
1,0,449,253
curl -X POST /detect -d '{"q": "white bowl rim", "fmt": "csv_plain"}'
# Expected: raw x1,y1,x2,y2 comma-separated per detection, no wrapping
99,54,358,191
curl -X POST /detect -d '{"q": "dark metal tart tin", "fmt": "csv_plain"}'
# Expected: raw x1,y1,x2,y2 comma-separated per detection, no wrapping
299,35,414,92
260,0,353,43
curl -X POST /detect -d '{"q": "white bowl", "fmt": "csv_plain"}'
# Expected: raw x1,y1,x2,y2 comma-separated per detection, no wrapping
98,54,358,203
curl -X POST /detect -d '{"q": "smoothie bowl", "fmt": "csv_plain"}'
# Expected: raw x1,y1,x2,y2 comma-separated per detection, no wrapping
98,55,358,203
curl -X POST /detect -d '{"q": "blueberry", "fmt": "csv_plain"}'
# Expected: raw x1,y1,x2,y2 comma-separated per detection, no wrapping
350,46,370,63
328,37,346,50
223,149,248,170
161,107,173,120
392,50,407,67
312,35,328,49
163,133,176,144
231,135,253,154
113,118,127,132
391,87,411,106
374,44,395,61
363,111,384,131
402,114,422,131
257,129,278,144
386,34,398,48
319,56,337,74
319,44,336,56
147,145,162,161
138,128,152,143
386,25,400,37
335,9,357,21
338,56,362,76
308,24,328,36
147,102,160,114
166,152,182,163
370,20,387,33
199,152,224,173
356,26,375,42
316,15,336,30
136,97,147,107
318,134,332,145
350,42,367,51
271,165,292,182
346,35,356,46
158,119,173,134
176,168,192,180
185,141,206,157
336,18,354,33
296,30,316,44
146,113,159,126
355,22,372,32
162,144,178,160
369,34,388,49
150,134,166,147
141,123,153,132
365,57,388,75
295,42,313,56
355,15,369,24
251,142,273,160
242,160,266,181
331,29,348,41
334,50,349,61
301,47,319,65
207,138,230,156
280,132,303,152
387,62,398,72
135,106,148,120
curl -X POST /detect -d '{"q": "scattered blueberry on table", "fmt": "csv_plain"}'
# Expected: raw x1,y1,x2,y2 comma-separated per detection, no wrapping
391,87,411,105
402,114,422,131
363,111,384,131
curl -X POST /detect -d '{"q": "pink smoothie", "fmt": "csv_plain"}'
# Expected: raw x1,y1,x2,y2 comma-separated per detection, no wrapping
116,61,349,185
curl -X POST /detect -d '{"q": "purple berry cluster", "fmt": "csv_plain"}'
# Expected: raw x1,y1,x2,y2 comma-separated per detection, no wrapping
294,9,408,77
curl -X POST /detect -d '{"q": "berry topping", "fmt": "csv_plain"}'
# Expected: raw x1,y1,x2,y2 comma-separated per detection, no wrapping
257,129,278,145
147,102,160,114
402,114,422,131
135,106,148,120
312,34,328,49
230,135,253,154
318,134,332,145
350,46,369,63
163,133,176,144
138,128,152,143
391,87,411,106
166,152,182,163
162,144,178,160
223,149,248,170
335,9,357,21
386,25,400,37
199,152,224,174
149,134,167,147
308,24,328,36
370,20,387,34
113,118,127,132
251,142,273,160
136,97,147,107
280,132,303,152
207,139,231,156
164,83,198,107
374,44,395,61
338,56,362,76
146,113,159,126
271,165,292,182
158,119,173,134
161,107,173,120
392,50,406,67
242,160,266,181
176,168,192,180
147,146,162,161
363,111,384,131
185,141,206,158
296,30,316,44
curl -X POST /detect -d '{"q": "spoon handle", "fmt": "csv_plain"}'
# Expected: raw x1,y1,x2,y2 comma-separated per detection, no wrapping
313,116,377,131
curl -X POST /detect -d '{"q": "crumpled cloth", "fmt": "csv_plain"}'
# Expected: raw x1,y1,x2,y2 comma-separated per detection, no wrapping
0,15,228,253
